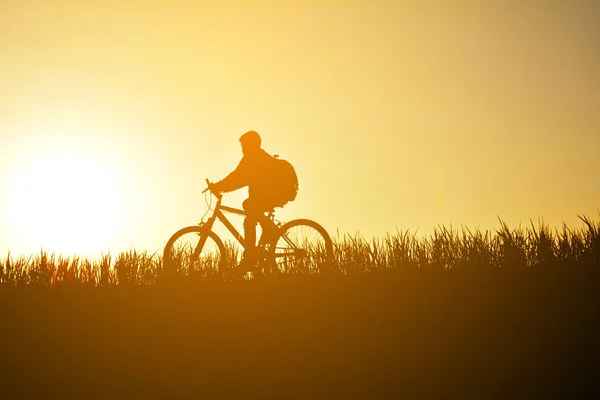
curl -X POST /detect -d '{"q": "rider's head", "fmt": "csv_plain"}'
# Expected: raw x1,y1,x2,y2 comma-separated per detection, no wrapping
239,130,261,156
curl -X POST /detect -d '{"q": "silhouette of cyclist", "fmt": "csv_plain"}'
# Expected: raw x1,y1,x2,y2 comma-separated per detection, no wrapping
211,130,286,268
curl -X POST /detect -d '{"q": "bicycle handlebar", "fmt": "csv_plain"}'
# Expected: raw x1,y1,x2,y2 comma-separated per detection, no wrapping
202,178,210,193
202,178,223,200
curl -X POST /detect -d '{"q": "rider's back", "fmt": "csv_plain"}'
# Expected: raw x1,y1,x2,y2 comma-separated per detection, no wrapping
242,149,279,197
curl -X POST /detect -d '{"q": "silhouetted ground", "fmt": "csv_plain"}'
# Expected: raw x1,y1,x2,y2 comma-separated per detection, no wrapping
1,267,598,398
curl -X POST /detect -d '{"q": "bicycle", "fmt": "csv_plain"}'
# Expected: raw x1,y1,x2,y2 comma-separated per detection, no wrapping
163,179,334,278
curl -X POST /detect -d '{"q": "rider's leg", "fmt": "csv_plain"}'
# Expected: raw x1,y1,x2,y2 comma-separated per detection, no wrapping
242,198,262,259
257,213,278,245
242,197,277,259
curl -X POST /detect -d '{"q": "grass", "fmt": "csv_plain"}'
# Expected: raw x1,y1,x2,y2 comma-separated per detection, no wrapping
1,215,599,397
1,215,598,288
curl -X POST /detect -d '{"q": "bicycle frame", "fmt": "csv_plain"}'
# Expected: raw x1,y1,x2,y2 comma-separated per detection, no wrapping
199,195,278,253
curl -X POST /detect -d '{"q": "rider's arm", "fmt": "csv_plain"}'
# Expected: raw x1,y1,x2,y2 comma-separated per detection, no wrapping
213,159,249,193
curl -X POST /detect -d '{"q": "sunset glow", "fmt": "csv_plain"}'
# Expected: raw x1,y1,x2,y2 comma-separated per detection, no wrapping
7,140,125,256
1,1,598,256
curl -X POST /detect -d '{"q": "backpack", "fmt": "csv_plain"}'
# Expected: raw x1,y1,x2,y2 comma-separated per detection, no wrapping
272,155,298,205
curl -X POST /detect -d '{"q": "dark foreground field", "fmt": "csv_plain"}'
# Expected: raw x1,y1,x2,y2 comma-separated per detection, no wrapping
1,267,598,399
2,219,599,398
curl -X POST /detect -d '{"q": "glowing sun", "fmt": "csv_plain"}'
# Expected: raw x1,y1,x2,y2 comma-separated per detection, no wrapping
8,148,125,256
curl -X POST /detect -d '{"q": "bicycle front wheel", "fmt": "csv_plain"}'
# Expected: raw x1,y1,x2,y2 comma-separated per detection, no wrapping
270,219,333,275
163,225,225,276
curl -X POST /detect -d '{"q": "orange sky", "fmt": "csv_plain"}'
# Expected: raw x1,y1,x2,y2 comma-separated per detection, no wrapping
1,0,599,257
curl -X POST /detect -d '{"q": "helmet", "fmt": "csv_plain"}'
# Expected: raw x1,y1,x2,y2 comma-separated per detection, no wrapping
239,130,261,149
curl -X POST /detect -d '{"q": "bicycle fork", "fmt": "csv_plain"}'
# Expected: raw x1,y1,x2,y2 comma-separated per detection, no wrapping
191,218,217,262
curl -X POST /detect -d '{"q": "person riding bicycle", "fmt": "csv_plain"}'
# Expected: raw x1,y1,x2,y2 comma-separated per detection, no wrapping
210,130,289,268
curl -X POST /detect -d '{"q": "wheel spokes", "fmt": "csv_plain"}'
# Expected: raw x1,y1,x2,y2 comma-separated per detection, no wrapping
272,224,330,274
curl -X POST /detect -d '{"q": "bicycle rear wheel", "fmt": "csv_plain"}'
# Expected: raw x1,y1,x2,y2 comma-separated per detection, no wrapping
269,219,333,275
163,225,225,276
